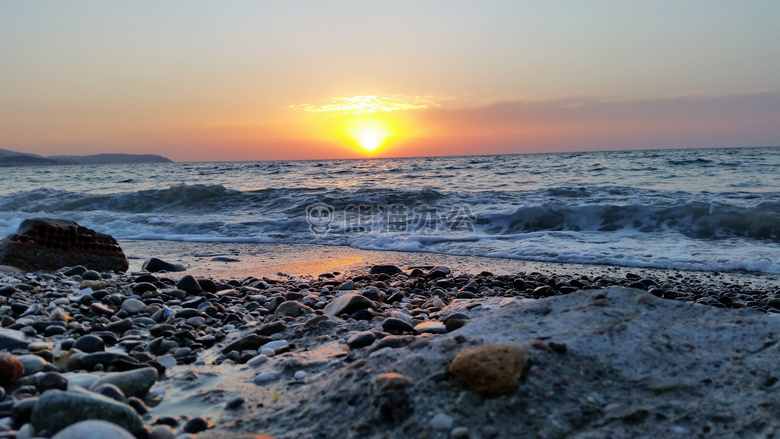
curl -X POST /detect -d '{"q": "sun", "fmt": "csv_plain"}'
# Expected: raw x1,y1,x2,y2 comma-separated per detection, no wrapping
343,118,394,153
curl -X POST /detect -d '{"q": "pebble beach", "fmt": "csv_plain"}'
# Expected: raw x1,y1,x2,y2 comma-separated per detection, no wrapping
1,240,779,438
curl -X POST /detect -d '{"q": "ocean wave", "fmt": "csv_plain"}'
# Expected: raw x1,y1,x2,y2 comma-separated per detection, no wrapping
1,184,778,242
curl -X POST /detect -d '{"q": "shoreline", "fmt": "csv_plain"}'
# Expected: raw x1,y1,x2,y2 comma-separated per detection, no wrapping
120,239,780,291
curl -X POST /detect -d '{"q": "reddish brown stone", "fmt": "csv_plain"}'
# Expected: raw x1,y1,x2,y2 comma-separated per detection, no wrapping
448,343,527,396
91,303,115,315
0,353,25,383
0,218,128,272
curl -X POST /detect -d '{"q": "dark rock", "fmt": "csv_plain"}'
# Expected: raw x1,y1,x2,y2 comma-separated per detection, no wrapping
426,266,451,279
81,270,101,280
30,388,144,436
50,419,136,438
338,280,355,290
347,331,377,349
349,309,375,321
92,383,127,403
132,273,158,283
132,282,157,294
45,325,67,336
456,291,478,299
126,396,149,415
323,293,378,316
142,257,185,273
386,292,405,304
68,352,140,371
198,278,218,293
0,284,16,297
177,275,203,295
258,321,286,336
35,372,69,393
382,318,415,334
106,318,133,334
533,286,555,298
63,265,88,276
222,335,273,354
11,396,38,425
369,265,404,275
274,301,313,317
89,368,158,398
0,218,128,272
183,416,211,434
360,289,380,302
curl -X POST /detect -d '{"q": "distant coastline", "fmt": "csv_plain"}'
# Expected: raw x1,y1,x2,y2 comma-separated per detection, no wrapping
0,148,173,167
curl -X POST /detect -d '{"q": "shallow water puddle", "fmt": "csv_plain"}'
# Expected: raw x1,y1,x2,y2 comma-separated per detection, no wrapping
148,365,247,419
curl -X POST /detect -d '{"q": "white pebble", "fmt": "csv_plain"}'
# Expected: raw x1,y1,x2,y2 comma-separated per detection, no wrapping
430,413,454,431
156,355,177,369
260,348,276,357
261,340,288,350
254,371,278,384
247,354,269,367
294,370,308,380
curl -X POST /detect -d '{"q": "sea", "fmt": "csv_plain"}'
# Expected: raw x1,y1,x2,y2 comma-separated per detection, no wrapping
1,146,779,275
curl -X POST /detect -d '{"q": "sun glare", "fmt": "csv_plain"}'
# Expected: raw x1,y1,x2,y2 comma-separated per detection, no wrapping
344,119,394,153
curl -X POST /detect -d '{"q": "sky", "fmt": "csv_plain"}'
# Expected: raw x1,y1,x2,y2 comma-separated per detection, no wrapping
1,1,780,161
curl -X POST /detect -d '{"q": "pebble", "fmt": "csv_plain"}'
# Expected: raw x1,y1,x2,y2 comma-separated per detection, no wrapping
429,413,454,431
347,331,377,349
31,389,144,436
88,367,158,398
260,348,276,356
176,275,203,295
369,264,404,275
182,416,211,433
81,270,102,281
414,321,447,334
0,353,24,382
323,293,377,316
50,419,135,439
120,298,146,314
274,301,313,317
450,426,470,438
382,318,415,334
375,372,413,391
247,354,269,367
142,257,185,273
449,343,527,396
149,425,176,439
254,371,278,384
17,354,47,376
35,371,69,392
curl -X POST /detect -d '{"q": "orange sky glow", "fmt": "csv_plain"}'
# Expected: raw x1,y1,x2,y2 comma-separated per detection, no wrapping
1,2,779,161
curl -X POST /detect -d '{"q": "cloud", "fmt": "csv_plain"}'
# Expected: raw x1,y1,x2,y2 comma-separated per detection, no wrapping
289,95,445,115
409,91,780,152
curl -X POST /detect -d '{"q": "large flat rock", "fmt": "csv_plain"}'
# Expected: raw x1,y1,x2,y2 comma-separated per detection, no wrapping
218,287,780,438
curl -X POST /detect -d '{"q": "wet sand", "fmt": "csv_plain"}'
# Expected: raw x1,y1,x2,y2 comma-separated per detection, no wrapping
120,239,780,291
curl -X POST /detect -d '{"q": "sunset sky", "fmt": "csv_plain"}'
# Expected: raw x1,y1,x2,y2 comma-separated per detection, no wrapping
2,1,780,161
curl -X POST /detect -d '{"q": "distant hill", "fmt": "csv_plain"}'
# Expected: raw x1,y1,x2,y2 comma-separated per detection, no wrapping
0,149,173,167
0,154,60,166
49,153,174,164
0,148,44,158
